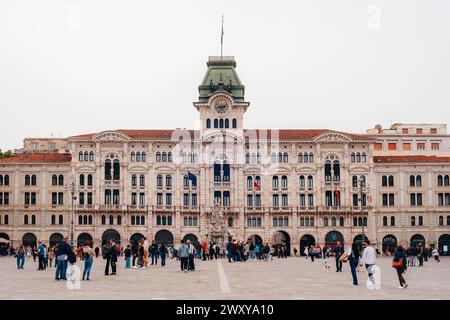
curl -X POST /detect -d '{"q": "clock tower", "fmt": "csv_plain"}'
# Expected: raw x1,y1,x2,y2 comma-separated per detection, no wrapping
193,56,249,139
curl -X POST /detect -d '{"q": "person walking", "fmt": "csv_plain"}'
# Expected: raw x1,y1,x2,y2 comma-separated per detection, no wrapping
348,243,360,286
37,241,46,270
48,247,55,268
334,242,344,272
432,247,440,262
150,240,158,266
226,241,234,263
361,240,376,287
137,239,144,268
94,246,100,258
82,240,94,280
159,243,167,267
109,240,118,275
143,237,149,268
15,242,25,269
417,243,424,267
124,244,131,269
187,240,195,271
55,237,72,281
102,241,112,275
178,240,189,272
393,245,408,289
131,240,138,267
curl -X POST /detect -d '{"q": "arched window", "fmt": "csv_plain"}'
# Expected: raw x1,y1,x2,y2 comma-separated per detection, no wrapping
363,217,367,226
79,151,83,161
224,119,229,128
131,152,136,162
388,176,394,187
3,175,8,186
223,161,230,182
438,175,443,186
89,151,94,161
168,152,172,162
299,175,305,188
59,215,63,224
383,216,388,226
228,217,233,227
298,153,303,163
166,175,172,187
445,175,450,186
84,151,89,161
232,118,237,128
58,175,64,186
142,152,146,162
131,174,137,187
283,152,288,163
117,215,122,225
272,176,279,188
104,160,112,180
78,215,82,225
358,217,363,226
52,175,58,186
278,152,283,163
439,216,444,225
323,217,329,226
88,215,92,224
161,152,167,162
79,174,85,186
390,216,395,226
281,175,288,188
156,215,161,225
113,160,120,180
271,153,277,163
109,215,114,225
324,160,331,181
284,216,289,226
332,217,337,226
101,215,106,225
361,153,367,162
131,215,135,225
168,216,173,225
303,153,308,163
52,215,56,225
382,176,387,187
156,152,161,162
247,176,253,189
307,176,314,188
245,153,250,163
416,175,422,187
410,175,415,187
157,174,163,187
206,119,211,128
309,153,314,163
140,175,145,187
339,217,344,226
31,215,36,224
24,215,29,225
87,174,93,186
136,152,141,162
352,176,358,188
411,216,415,226
418,216,423,226
310,217,314,226
353,217,358,227
356,153,361,163
214,119,218,128
141,216,145,225
351,153,355,163
332,161,340,181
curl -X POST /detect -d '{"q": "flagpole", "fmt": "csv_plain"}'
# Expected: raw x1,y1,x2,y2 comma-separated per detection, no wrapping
221,15,224,59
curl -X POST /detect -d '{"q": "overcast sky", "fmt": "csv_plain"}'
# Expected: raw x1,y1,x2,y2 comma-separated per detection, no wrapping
1,0,449,150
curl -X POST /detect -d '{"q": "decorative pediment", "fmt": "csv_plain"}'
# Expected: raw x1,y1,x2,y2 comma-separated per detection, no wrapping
313,132,352,143
93,131,130,142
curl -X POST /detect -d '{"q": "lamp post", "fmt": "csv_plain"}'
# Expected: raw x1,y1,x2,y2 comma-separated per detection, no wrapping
359,176,366,238
68,177,77,245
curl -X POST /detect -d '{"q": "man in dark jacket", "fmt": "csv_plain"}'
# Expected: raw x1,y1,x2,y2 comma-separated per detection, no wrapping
109,240,118,275
226,241,233,263
150,240,158,265
55,237,72,280
333,241,344,272
103,241,111,275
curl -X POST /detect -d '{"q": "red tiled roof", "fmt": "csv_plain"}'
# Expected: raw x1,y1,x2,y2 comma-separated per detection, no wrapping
374,155,450,163
0,153,72,163
68,129,373,141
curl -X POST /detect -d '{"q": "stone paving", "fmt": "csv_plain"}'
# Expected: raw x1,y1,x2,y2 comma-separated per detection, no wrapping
1,255,449,300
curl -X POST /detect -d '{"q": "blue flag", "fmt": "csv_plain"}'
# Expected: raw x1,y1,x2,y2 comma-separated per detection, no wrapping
187,171,197,186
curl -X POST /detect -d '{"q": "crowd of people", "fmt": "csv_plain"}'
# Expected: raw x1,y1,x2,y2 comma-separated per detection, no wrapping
2,237,443,290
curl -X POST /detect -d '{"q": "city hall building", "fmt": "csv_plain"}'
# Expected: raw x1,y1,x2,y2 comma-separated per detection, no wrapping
1,56,450,255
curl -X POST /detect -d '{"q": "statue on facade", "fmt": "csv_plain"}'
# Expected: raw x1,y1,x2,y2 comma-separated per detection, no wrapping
206,203,228,246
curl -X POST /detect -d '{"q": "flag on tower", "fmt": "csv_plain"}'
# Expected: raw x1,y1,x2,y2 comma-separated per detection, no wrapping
254,180,260,190
187,171,197,186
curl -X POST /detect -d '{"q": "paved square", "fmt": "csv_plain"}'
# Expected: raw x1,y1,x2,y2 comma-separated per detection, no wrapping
1,256,449,299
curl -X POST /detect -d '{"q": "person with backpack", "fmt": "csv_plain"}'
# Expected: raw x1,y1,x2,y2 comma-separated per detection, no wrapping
102,241,112,275
393,245,408,289
37,241,46,270
82,240,94,280
159,243,168,267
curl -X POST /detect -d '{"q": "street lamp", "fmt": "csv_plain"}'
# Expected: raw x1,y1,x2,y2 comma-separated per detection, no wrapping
68,177,77,245
359,176,366,237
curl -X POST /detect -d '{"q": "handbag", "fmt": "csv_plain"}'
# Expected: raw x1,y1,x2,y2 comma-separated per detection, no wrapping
392,257,403,268
339,251,349,263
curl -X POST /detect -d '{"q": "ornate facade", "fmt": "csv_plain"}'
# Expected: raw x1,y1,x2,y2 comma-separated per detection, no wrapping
1,56,450,255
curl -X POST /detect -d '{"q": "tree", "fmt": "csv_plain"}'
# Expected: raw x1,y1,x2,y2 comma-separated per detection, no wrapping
0,150,13,159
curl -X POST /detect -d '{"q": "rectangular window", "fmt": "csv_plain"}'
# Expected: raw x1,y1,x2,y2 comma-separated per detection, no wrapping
382,193,388,206
79,192,85,205
58,192,63,205
247,194,253,207
166,193,172,205
431,143,440,150
272,194,279,207
139,193,145,206
157,193,163,206
281,194,288,207
389,193,395,206
308,194,314,207
183,193,189,206
192,193,197,206
430,128,437,134
374,143,383,151
255,194,261,207
52,192,57,205
299,194,306,206
417,143,425,150
402,128,409,134
403,143,411,151
131,192,137,205
416,128,423,134
87,192,93,205
388,143,397,151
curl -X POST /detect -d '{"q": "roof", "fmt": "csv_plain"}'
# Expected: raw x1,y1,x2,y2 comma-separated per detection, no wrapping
374,155,450,164
68,129,373,142
0,153,72,163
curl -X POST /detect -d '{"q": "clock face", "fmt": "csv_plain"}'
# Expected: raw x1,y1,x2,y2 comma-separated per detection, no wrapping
214,98,228,114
